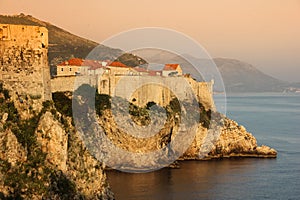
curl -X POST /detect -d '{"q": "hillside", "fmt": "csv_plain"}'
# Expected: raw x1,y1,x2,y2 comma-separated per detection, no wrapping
0,14,146,69
213,58,289,93
131,50,291,93
170,54,290,93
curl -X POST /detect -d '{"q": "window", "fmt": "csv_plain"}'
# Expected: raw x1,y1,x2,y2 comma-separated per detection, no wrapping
61,68,64,72
69,68,72,71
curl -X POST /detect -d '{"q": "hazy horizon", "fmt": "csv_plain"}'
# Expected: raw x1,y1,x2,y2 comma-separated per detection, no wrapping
1,0,299,82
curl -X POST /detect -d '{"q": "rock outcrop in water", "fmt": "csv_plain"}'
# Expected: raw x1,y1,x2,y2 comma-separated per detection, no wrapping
183,117,277,160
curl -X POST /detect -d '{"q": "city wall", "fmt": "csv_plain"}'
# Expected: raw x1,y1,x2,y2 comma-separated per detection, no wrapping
51,75,215,111
0,24,51,101
111,76,215,110
0,23,214,113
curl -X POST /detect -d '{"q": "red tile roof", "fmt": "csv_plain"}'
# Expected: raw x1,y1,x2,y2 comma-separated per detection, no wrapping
109,61,128,68
58,58,84,66
57,58,104,70
163,64,180,71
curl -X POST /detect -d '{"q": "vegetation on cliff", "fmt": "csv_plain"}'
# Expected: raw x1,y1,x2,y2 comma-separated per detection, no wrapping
0,83,114,199
54,84,276,161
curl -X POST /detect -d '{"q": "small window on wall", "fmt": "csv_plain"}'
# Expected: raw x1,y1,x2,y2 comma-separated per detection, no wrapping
61,68,64,72
70,68,72,71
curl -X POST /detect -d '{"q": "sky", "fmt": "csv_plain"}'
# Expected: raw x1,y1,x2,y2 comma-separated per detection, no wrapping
1,0,300,82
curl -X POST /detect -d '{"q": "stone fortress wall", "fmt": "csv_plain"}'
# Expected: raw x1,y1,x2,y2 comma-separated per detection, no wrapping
107,75,215,110
0,24,51,102
51,74,215,110
0,23,214,111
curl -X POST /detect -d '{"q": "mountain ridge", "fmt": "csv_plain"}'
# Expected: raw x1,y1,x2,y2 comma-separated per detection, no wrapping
213,57,289,92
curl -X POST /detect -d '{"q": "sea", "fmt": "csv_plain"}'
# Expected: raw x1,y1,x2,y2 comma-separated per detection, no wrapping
106,93,300,200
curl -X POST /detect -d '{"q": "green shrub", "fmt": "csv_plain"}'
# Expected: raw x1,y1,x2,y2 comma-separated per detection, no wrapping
29,94,42,100
49,170,77,198
52,92,72,117
3,89,10,99
95,93,111,115
146,101,157,110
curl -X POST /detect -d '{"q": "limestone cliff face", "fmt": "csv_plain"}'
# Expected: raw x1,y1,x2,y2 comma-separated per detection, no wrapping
65,116,114,199
89,103,276,170
1,84,277,197
0,129,27,166
100,112,277,162
182,117,277,160
0,129,27,196
36,111,68,171
0,88,114,199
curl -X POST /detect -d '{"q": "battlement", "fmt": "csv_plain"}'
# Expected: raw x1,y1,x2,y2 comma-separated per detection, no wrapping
0,24,51,102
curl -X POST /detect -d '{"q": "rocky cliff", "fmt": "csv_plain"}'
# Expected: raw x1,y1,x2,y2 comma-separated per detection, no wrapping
183,117,277,160
96,103,277,166
0,83,277,198
69,86,277,171
0,84,114,199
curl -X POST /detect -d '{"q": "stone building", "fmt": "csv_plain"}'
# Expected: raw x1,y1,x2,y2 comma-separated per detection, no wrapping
51,59,215,110
0,24,51,102
162,64,183,77
56,58,105,77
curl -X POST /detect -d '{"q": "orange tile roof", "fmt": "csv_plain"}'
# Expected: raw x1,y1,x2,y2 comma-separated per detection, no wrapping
58,58,84,66
57,58,105,70
163,64,180,71
109,61,128,68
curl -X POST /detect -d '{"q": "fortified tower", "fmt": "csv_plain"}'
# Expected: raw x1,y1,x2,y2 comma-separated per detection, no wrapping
0,24,51,103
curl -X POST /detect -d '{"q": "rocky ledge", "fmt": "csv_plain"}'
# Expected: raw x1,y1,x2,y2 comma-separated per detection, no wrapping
182,117,277,160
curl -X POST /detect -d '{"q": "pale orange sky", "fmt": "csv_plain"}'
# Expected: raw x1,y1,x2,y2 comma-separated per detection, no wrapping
1,0,300,82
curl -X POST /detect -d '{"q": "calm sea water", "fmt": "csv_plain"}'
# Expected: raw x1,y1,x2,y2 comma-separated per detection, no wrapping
107,93,300,200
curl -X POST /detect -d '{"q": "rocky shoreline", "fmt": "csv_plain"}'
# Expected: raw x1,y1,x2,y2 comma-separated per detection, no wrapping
0,89,277,199
181,117,277,161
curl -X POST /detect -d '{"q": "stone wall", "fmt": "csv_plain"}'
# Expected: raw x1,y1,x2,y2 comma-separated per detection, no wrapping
0,24,51,102
51,75,98,93
51,74,215,110
112,76,214,110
